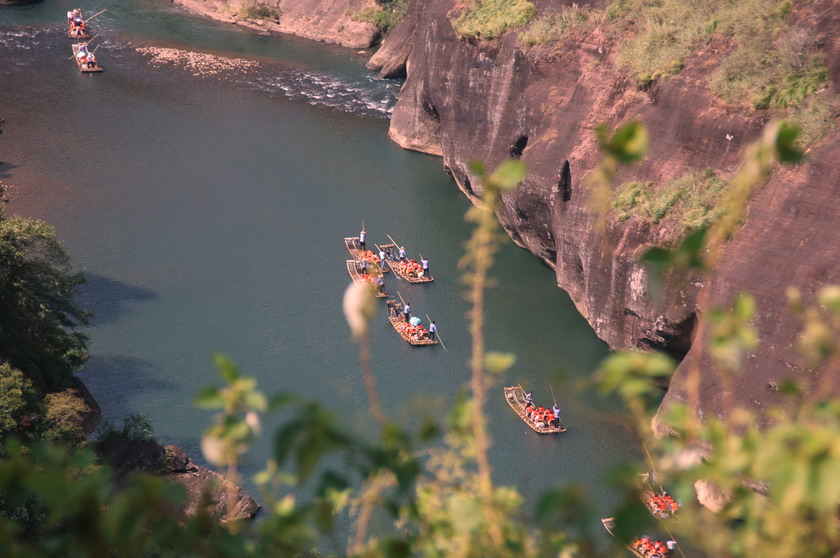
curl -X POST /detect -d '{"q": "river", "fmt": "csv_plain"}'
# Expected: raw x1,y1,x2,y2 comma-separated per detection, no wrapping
0,0,639,530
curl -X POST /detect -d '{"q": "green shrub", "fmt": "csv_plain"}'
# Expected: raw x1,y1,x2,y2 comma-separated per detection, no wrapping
234,0,281,20
453,0,537,40
42,389,95,445
97,413,155,444
0,364,40,440
753,61,829,109
519,3,594,46
783,94,839,148
352,0,408,36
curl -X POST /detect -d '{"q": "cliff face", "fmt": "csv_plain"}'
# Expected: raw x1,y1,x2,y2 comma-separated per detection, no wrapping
370,0,840,414
172,0,379,48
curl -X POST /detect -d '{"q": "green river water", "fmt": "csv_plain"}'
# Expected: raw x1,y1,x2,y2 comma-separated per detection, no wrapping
0,0,640,526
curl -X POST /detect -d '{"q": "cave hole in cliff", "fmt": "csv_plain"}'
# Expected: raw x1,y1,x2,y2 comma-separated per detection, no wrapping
422,100,441,123
463,175,476,197
640,312,698,363
558,160,571,202
510,135,528,159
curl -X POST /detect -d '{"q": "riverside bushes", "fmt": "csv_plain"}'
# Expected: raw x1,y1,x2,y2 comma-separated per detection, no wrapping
233,0,280,20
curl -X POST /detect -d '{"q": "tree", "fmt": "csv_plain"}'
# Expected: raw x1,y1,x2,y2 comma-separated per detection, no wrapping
0,184,89,392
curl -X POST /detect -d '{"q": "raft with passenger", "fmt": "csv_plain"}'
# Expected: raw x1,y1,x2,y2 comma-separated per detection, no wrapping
71,43,102,73
346,260,388,297
503,385,566,434
601,518,679,558
641,472,679,519
67,8,106,39
344,236,389,273
67,9,91,39
385,300,437,346
378,238,433,284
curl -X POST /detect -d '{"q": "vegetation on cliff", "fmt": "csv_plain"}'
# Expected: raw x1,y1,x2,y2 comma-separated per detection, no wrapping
519,3,593,46
453,0,537,40
612,169,728,233
352,0,408,36
614,0,829,110
514,0,831,113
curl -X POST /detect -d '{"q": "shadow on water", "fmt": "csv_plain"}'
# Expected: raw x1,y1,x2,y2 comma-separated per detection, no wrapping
80,354,176,422
77,274,157,325
0,162,18,181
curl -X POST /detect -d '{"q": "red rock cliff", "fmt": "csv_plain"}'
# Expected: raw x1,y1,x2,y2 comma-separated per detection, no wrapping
368,0,840,419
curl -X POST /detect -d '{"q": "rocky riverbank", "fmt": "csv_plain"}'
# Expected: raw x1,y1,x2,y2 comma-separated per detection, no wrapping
55,376,259,521
169,0,379,48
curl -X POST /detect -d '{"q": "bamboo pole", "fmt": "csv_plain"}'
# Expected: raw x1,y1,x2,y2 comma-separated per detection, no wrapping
426,314,448,352
83,9,107,24
549,384,557,406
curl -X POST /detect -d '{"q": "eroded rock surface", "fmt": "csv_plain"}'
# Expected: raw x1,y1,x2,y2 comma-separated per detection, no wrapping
372,0,840,420
97,440,260,521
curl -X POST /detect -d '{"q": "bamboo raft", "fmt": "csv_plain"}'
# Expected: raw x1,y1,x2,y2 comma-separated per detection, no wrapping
378,242,433,283
346,260,387,297
67,24,91,40
72,44,102,73
503,385,567,434
601,518,679,558
640,473,678,519
602,518,647,558
344,237,389,273
385,300,437,346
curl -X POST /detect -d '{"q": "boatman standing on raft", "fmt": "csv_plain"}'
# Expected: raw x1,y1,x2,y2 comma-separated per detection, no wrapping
359,228,366,251
421,256,430,278
403,301,411,322
552,404,561,427
399,246,406,262
525,392,534,408
429,321,437,340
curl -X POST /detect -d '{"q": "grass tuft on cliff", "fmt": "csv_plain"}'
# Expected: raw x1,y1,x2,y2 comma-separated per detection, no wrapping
519,3,594,46
613,168,728,233
608,0,828,108
783,94,839,149
351,0,408,36
453,0,537,40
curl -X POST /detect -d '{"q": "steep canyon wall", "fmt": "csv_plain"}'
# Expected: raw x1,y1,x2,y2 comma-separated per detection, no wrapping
368,0,840,420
